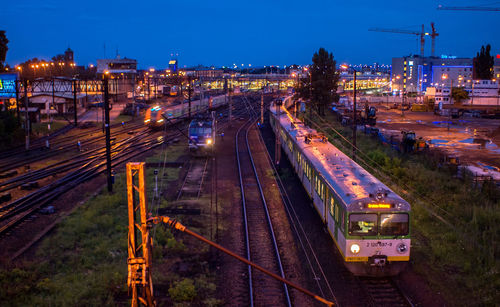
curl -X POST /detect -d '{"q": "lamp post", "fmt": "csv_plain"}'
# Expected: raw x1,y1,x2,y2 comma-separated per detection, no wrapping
303,66,313,126
341,64,357,161
291,72,298,117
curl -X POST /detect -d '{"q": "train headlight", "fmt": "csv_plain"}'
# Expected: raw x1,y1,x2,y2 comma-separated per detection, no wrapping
157,119,164,123
144,119,150,123
397,243,407,254
350,243,360,254
207,138,213,145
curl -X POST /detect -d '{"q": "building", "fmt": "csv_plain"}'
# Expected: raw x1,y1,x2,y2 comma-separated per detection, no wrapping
168,59,178,73
392,55,500,95
30,92,86,115
97,56,137,99
391,55,473,94
425,79,499,106
97,56,137,78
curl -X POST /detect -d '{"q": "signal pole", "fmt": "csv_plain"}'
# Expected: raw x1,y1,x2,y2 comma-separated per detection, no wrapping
23,79,30,150
73,79,78,126
104,73,113,192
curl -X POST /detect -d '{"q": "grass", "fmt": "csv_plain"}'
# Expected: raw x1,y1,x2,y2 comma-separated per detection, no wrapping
307,110,500,306
31,121,66,136
112,114,133,124
0,145,221,306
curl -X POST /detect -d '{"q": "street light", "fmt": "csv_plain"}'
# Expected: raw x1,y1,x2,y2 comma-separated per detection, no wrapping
341,64,357,161
303,66,313,125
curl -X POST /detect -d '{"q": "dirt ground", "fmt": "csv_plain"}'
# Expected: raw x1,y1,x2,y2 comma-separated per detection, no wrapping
374,105,500,177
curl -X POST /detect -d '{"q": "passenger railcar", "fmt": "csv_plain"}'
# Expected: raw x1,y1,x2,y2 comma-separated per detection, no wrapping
269,98,410,276
188,112,216,155
144,106,164,129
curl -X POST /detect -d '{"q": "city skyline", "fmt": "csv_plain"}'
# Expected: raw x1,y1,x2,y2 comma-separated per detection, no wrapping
2,0,499,68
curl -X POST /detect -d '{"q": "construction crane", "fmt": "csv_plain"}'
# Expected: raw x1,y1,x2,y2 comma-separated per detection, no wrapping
369,24,428,57
437,5,500,11
430,22,439,57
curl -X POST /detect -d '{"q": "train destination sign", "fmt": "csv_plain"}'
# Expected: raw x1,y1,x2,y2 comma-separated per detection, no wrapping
367,203,392,209
0,73,17,98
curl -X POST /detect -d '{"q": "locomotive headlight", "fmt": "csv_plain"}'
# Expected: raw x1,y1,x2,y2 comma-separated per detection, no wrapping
157,119,164,123
144,119,150,123
207,138,213,145
397,243,407,254
350,243,360,254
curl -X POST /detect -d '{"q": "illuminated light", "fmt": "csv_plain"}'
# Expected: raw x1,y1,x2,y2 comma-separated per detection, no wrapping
104,70,110,75
157,119,164,123
367,203,391,209
149,68,155,72
207,138,213,145
350,244,360,254
144,119,151,123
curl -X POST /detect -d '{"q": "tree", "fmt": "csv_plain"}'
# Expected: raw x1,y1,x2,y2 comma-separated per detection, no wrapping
473,44,494,80
451,87,469,105
295,48,339,116
0,30,8,70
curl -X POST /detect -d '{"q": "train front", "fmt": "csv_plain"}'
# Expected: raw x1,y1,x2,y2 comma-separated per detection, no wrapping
188,119,214,154
343,193,410,276
144,106,164,129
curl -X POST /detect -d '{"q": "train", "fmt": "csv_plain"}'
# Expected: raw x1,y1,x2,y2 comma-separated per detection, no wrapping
144,106,165,129
188,112,216,155
169,85,179,97
269,97,411,276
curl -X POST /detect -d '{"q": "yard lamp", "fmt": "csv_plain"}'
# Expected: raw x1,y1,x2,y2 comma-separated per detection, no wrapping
341,64,357,161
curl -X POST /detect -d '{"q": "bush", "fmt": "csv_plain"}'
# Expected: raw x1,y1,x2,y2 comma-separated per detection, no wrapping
168,278,197,302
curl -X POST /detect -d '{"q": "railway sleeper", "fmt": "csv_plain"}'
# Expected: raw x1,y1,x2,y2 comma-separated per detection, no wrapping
0,170,18,178
0,193,12,203
20,181,39,190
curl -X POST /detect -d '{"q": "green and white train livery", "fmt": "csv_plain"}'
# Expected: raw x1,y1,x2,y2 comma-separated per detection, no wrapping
269,98,410,276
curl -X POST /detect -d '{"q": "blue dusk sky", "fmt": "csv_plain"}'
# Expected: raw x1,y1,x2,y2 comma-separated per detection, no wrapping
2,0,499,68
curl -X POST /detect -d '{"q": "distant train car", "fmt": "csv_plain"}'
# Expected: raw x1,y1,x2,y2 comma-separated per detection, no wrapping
170,85,179,97
144,106,164,129
188,113,216,155
270,97,411,277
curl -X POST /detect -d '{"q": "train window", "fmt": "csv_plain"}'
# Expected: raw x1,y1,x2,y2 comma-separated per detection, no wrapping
335,204,339,222
329,197,334,217
348,214,377,236
379,214,409,236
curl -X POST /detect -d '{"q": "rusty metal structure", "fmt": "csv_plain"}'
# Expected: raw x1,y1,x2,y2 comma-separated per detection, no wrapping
126,161,335,306
126,162,155,307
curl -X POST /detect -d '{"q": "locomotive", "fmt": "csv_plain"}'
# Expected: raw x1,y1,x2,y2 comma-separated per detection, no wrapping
270,98,411,276
188,112,216,155
144,106,164,129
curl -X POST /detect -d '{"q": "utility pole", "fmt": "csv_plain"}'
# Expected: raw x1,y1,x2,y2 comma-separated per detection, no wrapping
15,79,20,125
260,91,264,125
352,70,357,161
228,80,232,122
73,78,78,126
103,73,113,192
23,79,30,150
188,75,192,119
275,99,282,166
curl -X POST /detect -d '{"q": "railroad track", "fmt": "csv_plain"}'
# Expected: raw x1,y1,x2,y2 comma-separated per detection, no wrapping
0,133,167,238
235,117,291,307
358,277,413,307
255,127,340,306
0,122,145,174
176,157,209,200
